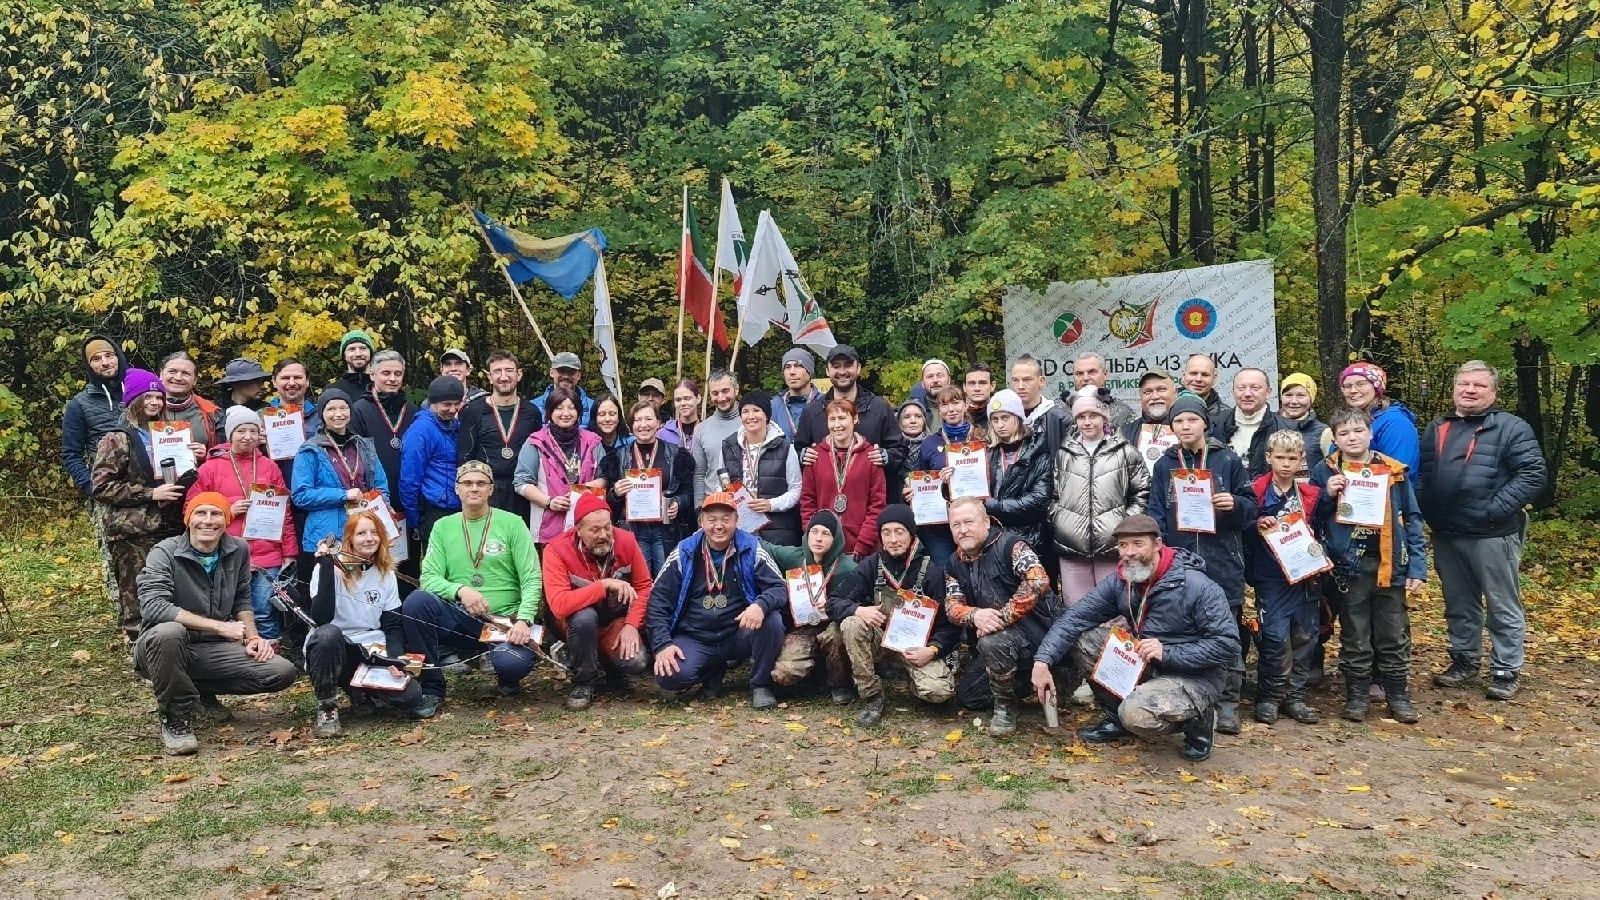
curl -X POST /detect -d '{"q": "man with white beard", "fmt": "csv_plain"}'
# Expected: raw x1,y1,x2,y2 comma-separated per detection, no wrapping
1120,372,1180,472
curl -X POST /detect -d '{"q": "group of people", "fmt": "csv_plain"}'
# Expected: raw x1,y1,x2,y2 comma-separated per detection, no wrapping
61,331,1547,762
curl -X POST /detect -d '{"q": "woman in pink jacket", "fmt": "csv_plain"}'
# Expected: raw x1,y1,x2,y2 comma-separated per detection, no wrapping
187,406,297,642
515,387,605,545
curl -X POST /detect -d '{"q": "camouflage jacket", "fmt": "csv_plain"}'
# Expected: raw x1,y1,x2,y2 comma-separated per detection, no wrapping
90,424,190,542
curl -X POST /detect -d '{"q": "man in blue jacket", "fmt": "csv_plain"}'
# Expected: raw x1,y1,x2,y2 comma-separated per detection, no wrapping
63,334,129,613
1031,515,1240,762
1420,361,1547,701
399,376,466,555
647,492,788,709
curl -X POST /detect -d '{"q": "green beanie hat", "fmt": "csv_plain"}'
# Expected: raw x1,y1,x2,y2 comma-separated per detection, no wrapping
339,329,374,354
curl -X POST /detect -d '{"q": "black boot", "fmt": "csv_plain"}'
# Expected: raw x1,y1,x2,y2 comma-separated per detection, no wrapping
1342,678,1370,722
1181,706,1216,762
856,693,885,727
1383,676,1419,723
989,697,1017,736
1433,656,1479,688
1079,716,1130,743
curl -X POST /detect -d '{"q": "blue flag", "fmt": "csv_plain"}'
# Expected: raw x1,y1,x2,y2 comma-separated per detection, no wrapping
473,209,607,300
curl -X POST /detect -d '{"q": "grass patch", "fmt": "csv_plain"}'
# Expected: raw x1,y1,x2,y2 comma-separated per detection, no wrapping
889,773,942,797
787,798,821,819
1124,862,1307,899
961,872,1067,899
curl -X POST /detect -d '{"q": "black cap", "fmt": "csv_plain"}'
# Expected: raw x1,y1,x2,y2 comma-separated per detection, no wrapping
827,344,860,363
738,390,772,417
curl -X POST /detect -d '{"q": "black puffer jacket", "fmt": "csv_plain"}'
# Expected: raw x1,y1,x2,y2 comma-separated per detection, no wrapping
1211,408,1288,479
1419,408,1546,538
984,435,1054,550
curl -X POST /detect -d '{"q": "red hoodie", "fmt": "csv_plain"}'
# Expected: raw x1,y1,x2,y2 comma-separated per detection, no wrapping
541,525,653,635
800,435,886,558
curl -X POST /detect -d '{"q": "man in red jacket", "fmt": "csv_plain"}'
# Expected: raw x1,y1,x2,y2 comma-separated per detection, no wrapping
542,493,653,710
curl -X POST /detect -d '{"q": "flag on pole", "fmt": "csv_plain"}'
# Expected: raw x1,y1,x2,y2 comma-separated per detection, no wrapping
715,178,748,295
736,210,837,351
472,209,605,299
679,193,731,351
591,257,622,401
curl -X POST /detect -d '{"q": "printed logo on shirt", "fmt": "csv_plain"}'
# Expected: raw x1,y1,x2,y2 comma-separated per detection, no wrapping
362,589,382,606
483,539,507,556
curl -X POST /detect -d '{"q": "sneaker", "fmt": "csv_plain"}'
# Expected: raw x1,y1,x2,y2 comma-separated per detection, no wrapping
439,653,471,676
1181,707,1216,762
1485,672,1520,701
1216,702,1241,735
1078,717,1130,744
856,694,885,727
566,684,594,711
695,678,725,702
1253,701,1280,724
190,693,233,725
750,686,777,710
1284,700,1320,724
312,704,341,738
1433,659,1479,689
160,713,199,756
409,695,442,719
830,687,857,706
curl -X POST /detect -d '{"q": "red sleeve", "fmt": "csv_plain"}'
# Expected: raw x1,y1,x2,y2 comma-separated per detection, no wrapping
855,455,886,557
799,457,817,525
186,461,219,504
623,534,653,629
540,541,607,621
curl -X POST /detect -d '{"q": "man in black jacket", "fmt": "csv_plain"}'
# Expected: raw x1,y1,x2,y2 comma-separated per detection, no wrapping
830,505,960,726
793,345,905,475
325,329,375,398
1210,367,1285,479
1420,361,1547,701
457,351,542,517
1030,515,1238,762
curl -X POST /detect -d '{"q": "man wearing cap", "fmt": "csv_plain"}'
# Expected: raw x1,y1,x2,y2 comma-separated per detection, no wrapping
1211,367,1287,479
399,376,467,554
647,492,789,709
944,496,1063,736
542,492,653,709
1120,371,1180,471
771,349,822,440
459,351,542,518
439,348,489,404
135,492,300,755
215,358,271,412
1030,515,1238,762
1070,353,1137,431
792,344,905,475
62,334,127,498
1181,354,1232,420
829,505,960,726
532,351,596,424
403,461,544,701
908,358,953,414
326,329,375,398
691,370,745,506
637,378,668,413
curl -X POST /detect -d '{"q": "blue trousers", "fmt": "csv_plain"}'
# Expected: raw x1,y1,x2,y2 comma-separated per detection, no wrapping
632,526,671,577
399,591,537,697
1254,577,1318,703
250,566,282,640
655,612,784,692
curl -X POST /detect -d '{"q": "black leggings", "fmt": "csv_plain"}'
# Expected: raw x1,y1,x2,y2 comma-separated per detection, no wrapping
304,624,424,710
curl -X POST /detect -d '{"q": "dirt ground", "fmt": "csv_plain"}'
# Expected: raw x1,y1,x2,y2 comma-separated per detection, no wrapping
8,635,1599,900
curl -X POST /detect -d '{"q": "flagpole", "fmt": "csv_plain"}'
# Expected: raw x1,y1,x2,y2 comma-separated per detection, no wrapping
674,184,689,383
465,205,555,363
698,181,721,420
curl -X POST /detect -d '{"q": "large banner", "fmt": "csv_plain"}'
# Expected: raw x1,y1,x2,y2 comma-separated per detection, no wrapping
1002,260,1277,405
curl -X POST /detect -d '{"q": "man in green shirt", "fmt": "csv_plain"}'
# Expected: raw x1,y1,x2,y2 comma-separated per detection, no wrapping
402,461,544,702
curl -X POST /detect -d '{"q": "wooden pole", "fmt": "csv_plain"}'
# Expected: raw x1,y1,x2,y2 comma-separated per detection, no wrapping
466,205,555,363
674,183,689,383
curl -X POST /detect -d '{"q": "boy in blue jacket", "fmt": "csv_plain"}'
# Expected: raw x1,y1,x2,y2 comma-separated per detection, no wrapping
1147,392,1257,734
1310,409,1428,723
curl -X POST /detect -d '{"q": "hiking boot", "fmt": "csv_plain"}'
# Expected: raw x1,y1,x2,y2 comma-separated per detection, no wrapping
1342,680,1370,722
856,693,885,727
312,703,342,739
190,693,233,725
988,698,1017,737
1216,701,1241,735
1253,701,1280,724
160,712,199,756
409,695,442,719
1485,671,1520,701
1181,707,1216,762
566,684,594,711
1433,658,1479,689
1284,700,1319,724
439,653,471,676
496,679,523,698
1079,717,1130,744
830,686,857,706
750,686,777,710
694,677,725,702
1386,692,1419,723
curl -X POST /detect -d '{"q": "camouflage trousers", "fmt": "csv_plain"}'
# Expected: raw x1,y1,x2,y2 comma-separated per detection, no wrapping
1072,625,1218,740
92,504,118,608
108,536,158,642
771,623,849,689
838,615,956,703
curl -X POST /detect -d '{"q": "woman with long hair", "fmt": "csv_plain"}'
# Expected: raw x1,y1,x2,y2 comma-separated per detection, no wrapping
589,393,633,455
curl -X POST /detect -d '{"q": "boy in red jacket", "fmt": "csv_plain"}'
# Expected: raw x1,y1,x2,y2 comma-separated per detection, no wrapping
542,493,653,710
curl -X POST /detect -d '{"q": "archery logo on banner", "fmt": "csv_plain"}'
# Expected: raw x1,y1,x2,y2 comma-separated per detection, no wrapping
1002,260,1277,404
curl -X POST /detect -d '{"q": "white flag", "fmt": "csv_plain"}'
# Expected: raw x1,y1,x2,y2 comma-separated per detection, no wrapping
592,256,622,401
735,210,836,350
715,177,747,294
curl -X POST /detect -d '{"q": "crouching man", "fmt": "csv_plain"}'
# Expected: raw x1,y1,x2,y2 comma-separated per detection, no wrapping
1030,515,1240,762
135,491,299,755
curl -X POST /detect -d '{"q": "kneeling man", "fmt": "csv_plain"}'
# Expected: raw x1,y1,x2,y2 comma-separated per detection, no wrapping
1031,515,1240,762
648,492,787,709
135,491,299,755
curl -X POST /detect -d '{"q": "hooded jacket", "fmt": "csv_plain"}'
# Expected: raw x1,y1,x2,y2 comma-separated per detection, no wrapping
763,509,860,624
793,385,907,475
62,334,128,496
1033,546,1240,697
290,429,390,553
532,383,596,426
1417,407,1546,538
827,542,961,659
1369,400,1421,487
1051,430,1151,559
397,407,463,528
1145,438,1258,603
801,435,886,558
771,387,822,440
90,420,192,541
984,432,1054,550
1310,450,1428,586
645,528,787,651
351,390,414,496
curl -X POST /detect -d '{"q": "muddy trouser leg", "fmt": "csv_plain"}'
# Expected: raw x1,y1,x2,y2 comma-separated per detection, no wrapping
839,615,886,699
975,627,1033,709
1119,675,1217,740
1370,575,1413,692
1337,558,1380,688
566,606,604,687
304,624,349,703
1220,603,1245,709
904,653,957,704
1253,581,1295,706
816,622,850,689
1073,626,1125,719
1286,584,1320,702
771,625,820,688
956,651,992,710
108,537,157,642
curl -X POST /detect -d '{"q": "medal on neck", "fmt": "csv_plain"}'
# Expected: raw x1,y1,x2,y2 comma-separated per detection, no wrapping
494,401,521,460
830,437,856,514
700,542,732,610
462,511,493,588
372,390,406,450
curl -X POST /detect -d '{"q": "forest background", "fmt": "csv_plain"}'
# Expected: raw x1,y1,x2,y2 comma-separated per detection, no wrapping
2,0,1598,514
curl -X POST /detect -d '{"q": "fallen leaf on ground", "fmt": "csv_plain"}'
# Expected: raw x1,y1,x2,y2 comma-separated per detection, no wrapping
395,727,427,746
161,773,192,784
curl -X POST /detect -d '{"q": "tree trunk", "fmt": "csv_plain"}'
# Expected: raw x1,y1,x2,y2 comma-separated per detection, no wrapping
1307,0,1349,390
1183,0,1215,263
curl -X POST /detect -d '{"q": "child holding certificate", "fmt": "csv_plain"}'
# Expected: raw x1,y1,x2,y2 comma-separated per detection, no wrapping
1310,409,1428,724
1244,431,1332,726
980,390,1052,550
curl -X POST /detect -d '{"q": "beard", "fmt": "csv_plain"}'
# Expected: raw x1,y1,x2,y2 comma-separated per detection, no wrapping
1122,559,1156,583
1145,403,1168,420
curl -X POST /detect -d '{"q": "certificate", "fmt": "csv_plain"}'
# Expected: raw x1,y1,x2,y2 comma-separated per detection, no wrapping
881,590,937,652
1336,463,1389,527
1091,626,1148,699
946,442,990,500
908,471,947,525
1137,424,1179,472
358,490,407,562
624,468,664,523
563,485,607,530
349,663,412,693
262,406,306,460
479,615,543,645
1262,511,1333,584
786,565,827,627
242,485,288,541
1173,468,1216,534
150,422,196,478
730,481,770,533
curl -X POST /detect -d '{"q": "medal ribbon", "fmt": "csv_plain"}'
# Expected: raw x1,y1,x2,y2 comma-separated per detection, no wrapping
326,439,364,491
701,543,732,595
830,437,858,502
370,391,408,444
1125,577,1158,638
631,440,659,472
461,511,494,576
228,451,260,497
492,400,521,451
